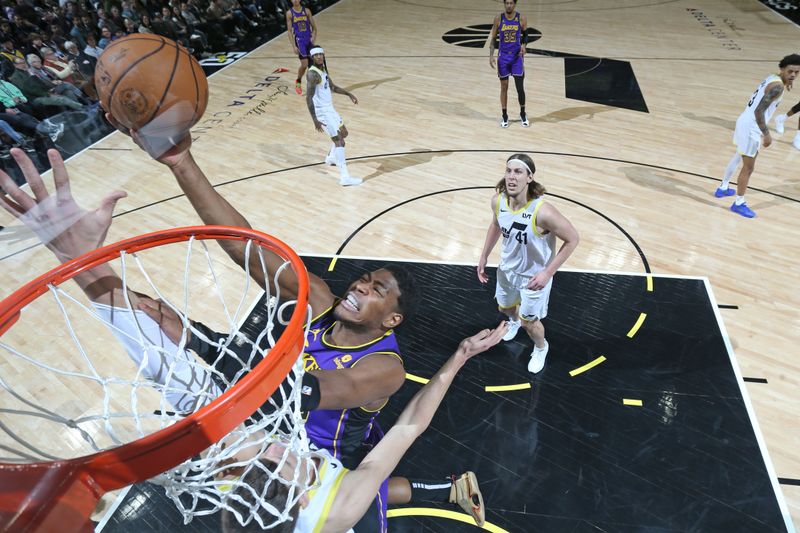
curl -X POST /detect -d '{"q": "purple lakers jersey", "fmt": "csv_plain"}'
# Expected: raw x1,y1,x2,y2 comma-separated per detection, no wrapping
303,306,401,467
499,12,522,55
291,7,312,45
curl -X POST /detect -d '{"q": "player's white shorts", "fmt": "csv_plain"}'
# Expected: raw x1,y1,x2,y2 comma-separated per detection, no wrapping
733,115,761,158
317,108,343,137
495,268,552,321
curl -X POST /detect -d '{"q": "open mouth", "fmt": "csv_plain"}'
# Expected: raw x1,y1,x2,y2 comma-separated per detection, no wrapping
341,292,360,312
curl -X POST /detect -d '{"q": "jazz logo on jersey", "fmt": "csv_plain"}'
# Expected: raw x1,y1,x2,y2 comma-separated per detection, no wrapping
502,221,529,245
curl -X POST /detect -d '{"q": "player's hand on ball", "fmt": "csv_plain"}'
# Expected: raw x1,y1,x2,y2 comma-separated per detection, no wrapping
107,112,192,167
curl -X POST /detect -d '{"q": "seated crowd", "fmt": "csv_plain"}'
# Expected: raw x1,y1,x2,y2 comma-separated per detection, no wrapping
0,0,317,160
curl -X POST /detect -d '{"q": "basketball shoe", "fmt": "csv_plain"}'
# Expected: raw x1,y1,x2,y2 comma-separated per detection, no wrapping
730,201,755,218
528,340,549,373
502,319,521,341
714,186,735,198
520,113,529,127
339,175,363,186
500,117,509,128
295,81,302,95
449,472,485,527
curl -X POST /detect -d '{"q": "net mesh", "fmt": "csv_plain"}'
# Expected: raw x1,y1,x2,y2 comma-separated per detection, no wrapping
0,233,316,529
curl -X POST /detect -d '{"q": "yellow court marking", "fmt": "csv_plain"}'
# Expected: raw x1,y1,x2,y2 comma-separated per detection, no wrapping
327,256,339,271
646,275,653,292
569,355,607,377
387,507,510,533
405,373,429,384
623,398,643,406
485,383,531,392
626,312,647,338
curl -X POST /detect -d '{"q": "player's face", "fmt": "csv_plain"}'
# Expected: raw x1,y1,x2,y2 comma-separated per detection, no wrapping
334,269,403,329
504,0,516,14
780,65,800,86
504,162,533,195
312,53,324,66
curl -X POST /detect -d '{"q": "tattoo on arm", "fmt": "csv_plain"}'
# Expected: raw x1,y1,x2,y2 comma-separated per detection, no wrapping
755,84,782,135
306,70,320,121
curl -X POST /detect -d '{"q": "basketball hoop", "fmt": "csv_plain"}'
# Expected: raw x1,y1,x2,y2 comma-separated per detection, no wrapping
0,226,311,531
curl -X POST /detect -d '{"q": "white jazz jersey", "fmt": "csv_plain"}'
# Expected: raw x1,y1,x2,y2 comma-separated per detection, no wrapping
496,194,556,277
295,448,352,533
738,74,783,134
309,65,334,116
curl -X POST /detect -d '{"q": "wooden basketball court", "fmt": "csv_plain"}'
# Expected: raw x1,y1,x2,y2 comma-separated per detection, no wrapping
1,0,798,530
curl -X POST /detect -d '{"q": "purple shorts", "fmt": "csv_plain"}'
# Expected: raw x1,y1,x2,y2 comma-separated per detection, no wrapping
296,38,312,58
498,52,524,78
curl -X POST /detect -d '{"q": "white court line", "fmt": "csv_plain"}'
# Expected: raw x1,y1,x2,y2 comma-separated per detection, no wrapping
703,277,795,533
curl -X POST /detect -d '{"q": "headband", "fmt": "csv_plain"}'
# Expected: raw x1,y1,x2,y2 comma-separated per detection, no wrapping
507,158,532,175
309,47,324,56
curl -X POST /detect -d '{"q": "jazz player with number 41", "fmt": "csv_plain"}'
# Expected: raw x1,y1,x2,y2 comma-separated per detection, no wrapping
477,154,579,374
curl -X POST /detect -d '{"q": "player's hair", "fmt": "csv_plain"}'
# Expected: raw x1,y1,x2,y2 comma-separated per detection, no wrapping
220,459,300,533
381,264,420,324
779,54,800,69
496,153,545,200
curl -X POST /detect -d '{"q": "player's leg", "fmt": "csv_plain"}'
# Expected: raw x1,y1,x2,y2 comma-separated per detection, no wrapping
499,77,510,128
495,269,522,341
296,56,309,94
330,121,362,186
388,475,485,526
519,281,552,373
730,154,757,218
511,57,527,126
717,152,741,197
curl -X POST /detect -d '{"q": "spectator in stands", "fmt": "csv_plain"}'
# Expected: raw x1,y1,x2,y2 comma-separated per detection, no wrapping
123,18,137,35
0,118,35,152
121,1,139,22
47,25,68,52
27,53,87,104
98,26,114,48
109,6,126,32
138,13,154,34
63,40,95,98
22,33,45,59
96,8,120,34
1,38,25,63
69,14,94,49
84,33,103,58
9,56,83,113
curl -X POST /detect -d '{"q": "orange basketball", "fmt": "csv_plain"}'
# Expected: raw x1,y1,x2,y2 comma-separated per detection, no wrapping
95,34,208,140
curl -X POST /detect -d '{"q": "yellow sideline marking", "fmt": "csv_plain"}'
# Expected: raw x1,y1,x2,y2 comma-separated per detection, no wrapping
627,312,647,338
569,355,607,377
485,383,531,392
327,256,339,271
405,373,429,384
623,398,643,406
387,507,510,532
646,275,653,292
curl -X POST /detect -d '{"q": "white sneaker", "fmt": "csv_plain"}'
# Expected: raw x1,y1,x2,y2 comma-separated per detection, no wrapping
502,319,521,341
500,118,509,128
793,132,800,151
339,175,363,186
325,155,336,166
775,113,787,135
527,340,549,373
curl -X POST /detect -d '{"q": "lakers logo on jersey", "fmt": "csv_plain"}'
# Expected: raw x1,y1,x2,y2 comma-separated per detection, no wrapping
303,353,321,372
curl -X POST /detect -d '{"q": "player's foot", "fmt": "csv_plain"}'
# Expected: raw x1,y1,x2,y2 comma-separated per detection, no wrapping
520,113,529,127
339,175,363,186
527,340,549,373
714,186,735,198
775,113,787,135
730,201,756,218
449,472,485,527
325,155,336,166
793,132,800,151
500,117,509,128
502,319,521,341
295,81,302,95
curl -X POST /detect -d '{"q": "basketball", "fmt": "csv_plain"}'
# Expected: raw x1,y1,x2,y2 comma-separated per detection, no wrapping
95,34,208,140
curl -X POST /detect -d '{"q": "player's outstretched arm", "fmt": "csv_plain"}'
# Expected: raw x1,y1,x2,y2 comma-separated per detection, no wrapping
477,194,501,283
321,323,508,533
0,148,126,303
108,115,337,316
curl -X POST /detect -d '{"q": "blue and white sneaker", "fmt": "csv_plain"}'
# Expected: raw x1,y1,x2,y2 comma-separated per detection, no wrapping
730,201,756,218
714,186,735,198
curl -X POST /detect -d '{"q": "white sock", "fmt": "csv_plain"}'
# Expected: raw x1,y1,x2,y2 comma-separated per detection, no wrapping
735,195,745,206
721,153,741,189
794,131,800,140
335,146,348,178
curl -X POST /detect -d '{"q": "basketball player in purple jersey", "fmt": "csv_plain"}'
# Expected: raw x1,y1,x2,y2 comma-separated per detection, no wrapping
489,0,528,128
286,0,316,94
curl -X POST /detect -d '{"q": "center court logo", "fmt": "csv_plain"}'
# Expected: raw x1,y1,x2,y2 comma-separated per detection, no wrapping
442,24,541,49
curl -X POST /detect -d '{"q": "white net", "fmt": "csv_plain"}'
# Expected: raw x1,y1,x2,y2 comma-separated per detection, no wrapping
0,233,317,529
